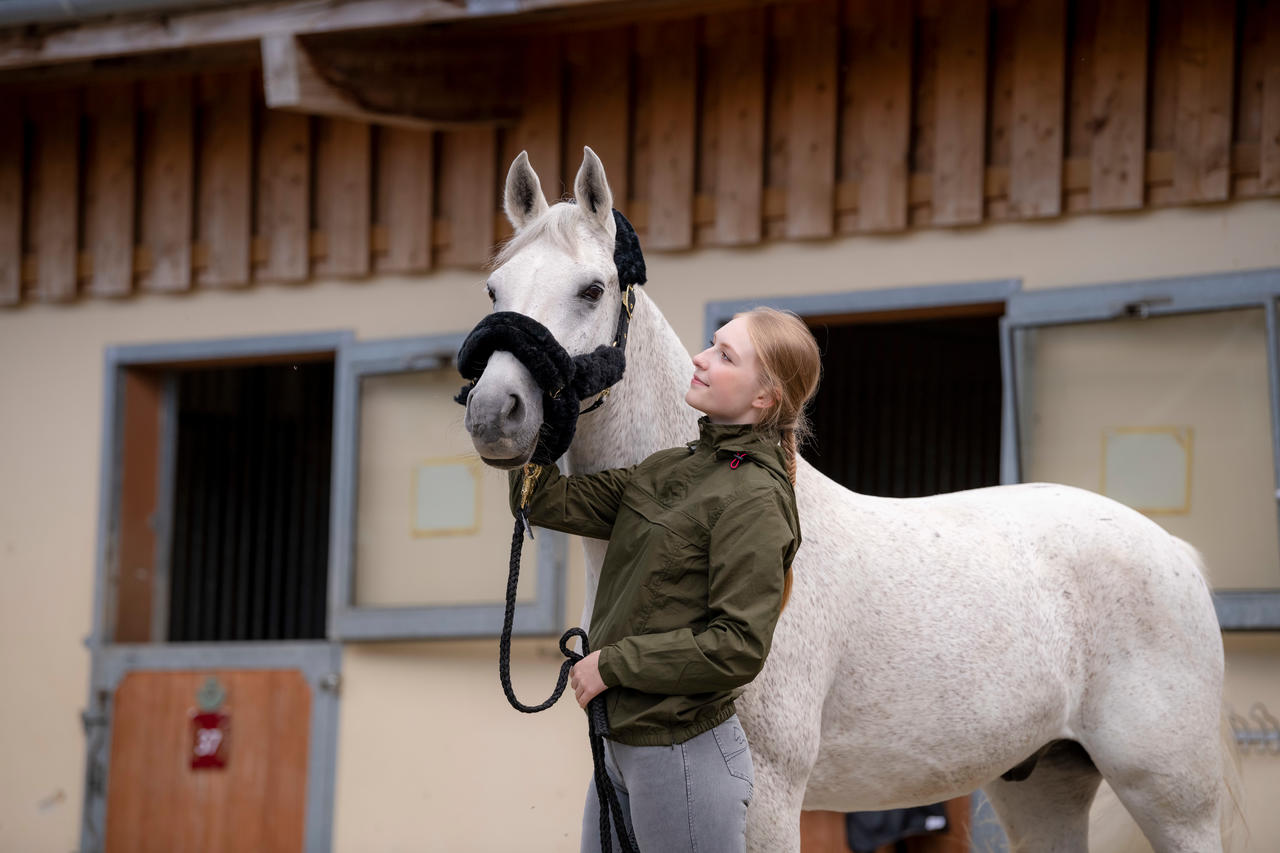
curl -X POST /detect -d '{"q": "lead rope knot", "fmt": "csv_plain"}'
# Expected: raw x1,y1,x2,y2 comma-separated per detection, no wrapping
501,464,639,853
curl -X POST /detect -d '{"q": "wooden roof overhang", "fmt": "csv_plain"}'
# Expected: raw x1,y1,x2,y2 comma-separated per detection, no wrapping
0,0,1277,309
0,0,785,127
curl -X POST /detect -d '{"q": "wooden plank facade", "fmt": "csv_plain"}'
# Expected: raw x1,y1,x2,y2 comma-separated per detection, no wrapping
1,0,1278,307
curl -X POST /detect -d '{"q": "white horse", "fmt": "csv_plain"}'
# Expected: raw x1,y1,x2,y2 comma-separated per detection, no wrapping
462,147,1231,853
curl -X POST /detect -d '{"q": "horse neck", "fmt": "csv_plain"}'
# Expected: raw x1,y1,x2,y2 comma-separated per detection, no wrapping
566,289,699,474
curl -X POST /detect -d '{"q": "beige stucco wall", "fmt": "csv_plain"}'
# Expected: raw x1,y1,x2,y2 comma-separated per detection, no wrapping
1,199,1278,851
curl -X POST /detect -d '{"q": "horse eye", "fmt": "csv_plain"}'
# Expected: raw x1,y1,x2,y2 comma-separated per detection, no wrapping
581,283,605,302
486,285,496,304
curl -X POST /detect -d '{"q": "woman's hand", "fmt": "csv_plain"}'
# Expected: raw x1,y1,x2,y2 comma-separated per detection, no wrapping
570,650,607,709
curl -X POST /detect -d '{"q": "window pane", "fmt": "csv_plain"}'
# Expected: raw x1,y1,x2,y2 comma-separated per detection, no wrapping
1023,308,1279,590
354,369,538,607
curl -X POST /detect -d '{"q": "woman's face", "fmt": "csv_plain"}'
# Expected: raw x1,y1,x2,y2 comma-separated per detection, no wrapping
686,316,775,424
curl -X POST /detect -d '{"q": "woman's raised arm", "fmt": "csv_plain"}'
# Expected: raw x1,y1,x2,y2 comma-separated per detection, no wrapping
506,463,635,540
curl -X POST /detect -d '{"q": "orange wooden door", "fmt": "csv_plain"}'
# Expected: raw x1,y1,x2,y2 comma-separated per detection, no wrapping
104,669,311,853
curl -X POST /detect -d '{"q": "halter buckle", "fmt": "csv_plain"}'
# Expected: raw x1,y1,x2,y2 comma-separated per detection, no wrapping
519,462,543,511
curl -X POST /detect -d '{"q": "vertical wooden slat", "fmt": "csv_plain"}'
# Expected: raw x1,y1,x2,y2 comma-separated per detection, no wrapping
911,12,939,224
785,0,839,239
438,127,497,267
139,76,194,292
84,83,136,298
564,28,630,206
1174,0,1236,202
502,37,563,202
197,71,252,287
987,5,1017,174
1066,0,1097,162
1009,0,1066,217
933,0,988,225
313,117,370,278
641,19,696,250
0,94,22,305
1149,0,1180,151
31,89,80,301
707,9,765,245
844,0,912,232
1237,0,1266,146
631,27,655,228
375,127,434,273
766,6,794,238
694,19,719,243
1090,0,1147,210
255,109,310,282
1263,0,1280,191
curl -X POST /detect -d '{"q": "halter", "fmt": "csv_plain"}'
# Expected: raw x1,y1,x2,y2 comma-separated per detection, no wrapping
454,208,646,853
454,209,645,466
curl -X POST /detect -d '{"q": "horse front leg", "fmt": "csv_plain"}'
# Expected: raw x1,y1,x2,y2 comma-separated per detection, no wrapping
738,679,823,853
744,750,809,853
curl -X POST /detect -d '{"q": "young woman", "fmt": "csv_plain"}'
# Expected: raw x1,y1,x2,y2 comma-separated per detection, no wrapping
508,306,822,853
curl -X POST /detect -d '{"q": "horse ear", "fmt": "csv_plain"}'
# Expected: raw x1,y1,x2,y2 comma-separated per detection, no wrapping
573,146,615,233
504,151,549,231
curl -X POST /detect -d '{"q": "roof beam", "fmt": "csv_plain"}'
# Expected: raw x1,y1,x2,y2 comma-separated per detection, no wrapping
261,31,521,127
0,0,606,71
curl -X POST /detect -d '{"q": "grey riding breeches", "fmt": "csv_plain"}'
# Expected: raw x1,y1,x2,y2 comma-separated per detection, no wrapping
580,714,755,853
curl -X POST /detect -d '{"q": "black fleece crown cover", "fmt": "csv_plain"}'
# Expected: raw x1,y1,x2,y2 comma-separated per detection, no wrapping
611,209,646,288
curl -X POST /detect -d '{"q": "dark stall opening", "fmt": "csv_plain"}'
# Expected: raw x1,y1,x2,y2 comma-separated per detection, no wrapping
803,311,1003,499
167,362,333,642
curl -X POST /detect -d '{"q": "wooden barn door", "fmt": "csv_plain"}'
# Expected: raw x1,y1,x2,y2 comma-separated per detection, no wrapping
83,340,343,853
798,302,1004,853
104,670,310,853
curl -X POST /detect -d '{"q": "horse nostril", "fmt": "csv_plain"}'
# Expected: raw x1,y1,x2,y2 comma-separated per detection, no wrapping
503,394,522,422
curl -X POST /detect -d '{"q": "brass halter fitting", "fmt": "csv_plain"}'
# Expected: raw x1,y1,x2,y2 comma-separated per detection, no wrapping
519,462,543,510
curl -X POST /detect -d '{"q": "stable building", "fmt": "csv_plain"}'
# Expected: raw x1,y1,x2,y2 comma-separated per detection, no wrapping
0,0,1278,850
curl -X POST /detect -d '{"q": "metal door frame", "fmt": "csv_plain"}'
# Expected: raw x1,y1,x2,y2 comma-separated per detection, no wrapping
82,331,351,853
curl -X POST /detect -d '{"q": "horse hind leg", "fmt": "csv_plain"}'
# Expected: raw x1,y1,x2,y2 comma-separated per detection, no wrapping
1082,709,1225,853
980,740,1102,853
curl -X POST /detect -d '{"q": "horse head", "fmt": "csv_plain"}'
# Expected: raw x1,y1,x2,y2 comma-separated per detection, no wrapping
462,146,632,468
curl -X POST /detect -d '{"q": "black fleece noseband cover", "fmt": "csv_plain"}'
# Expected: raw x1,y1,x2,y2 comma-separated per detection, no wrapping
455,209,645,465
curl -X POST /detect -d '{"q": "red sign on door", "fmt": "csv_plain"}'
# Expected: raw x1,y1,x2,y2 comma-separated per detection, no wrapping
190,711,230,770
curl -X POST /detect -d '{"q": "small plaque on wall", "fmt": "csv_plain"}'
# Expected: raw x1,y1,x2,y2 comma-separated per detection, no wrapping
1102,426,1192,514
413,458,481,536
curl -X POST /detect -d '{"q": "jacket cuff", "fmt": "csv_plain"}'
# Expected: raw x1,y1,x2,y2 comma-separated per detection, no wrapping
596,646,623,688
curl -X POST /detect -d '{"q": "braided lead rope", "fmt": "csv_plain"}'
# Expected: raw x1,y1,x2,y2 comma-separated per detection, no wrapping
500,509,640,853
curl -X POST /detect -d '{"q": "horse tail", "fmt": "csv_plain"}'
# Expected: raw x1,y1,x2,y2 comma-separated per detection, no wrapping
1174,535,1249,850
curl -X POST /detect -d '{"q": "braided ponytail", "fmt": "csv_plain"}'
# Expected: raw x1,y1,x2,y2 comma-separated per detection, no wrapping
736,308,822,615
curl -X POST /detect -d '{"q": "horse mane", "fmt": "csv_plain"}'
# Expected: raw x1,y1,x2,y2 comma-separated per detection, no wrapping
488,202,584,270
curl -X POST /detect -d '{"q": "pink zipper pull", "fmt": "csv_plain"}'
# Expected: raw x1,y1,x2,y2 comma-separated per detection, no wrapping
729,452,747,469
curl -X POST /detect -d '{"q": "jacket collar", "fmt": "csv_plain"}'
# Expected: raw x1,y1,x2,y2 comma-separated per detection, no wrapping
694,416,768,449
689,416,790,483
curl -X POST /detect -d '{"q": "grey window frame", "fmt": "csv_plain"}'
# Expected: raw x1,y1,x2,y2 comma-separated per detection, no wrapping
85,331,349,853
328,332,567,640
1004,267,1280,630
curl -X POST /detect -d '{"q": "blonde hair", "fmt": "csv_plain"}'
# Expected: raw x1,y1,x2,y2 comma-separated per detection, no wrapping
736,306,822,611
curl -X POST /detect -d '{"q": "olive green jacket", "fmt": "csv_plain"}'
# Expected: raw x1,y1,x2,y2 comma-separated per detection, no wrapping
507,417,801,746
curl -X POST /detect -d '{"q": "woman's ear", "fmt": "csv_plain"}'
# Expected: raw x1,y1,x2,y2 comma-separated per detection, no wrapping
751,386,777,411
